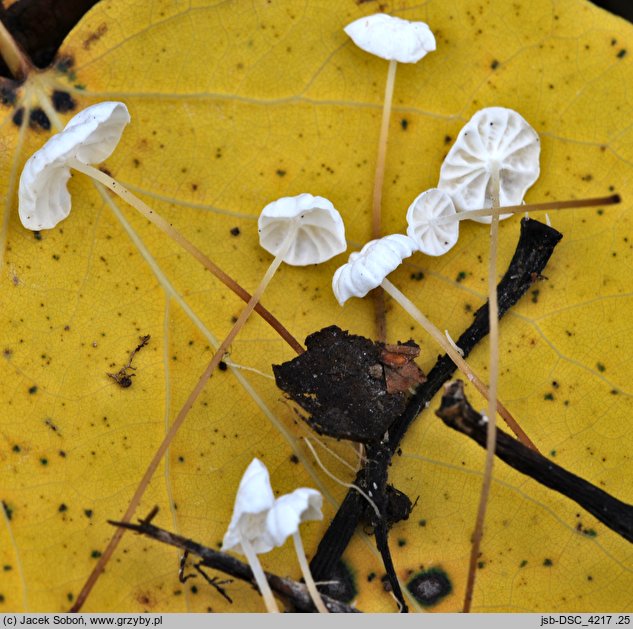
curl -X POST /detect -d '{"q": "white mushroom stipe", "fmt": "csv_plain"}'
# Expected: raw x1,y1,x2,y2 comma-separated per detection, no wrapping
438,107,540,223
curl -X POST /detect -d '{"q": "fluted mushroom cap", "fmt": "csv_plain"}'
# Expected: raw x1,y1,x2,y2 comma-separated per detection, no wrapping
19,101,130,230
438,107,540,224
258,193,346,266
406,188,459,256
332,234,416,305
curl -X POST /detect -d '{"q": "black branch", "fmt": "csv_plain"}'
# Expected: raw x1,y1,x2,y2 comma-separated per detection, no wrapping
436,380,633,544
310,218,563,583
108,514,360,613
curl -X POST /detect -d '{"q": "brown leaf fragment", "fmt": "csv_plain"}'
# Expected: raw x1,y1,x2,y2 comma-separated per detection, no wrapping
380,343,426,394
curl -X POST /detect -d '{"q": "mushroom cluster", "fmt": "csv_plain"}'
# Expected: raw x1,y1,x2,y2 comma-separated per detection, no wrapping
222,458,328,613
332,103,542,436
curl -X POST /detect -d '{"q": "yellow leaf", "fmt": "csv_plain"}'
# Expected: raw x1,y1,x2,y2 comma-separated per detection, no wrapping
1,0,632,613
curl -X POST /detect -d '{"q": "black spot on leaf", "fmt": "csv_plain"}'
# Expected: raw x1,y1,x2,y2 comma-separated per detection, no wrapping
52,90,76,113
407,567,453,607
12,107,24,126
29,108,50,130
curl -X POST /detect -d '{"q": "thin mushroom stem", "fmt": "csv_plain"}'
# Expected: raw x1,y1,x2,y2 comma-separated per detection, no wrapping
372,58,398,239
70,223,300,611
463,170,502,614
372,58,398,341
291,532,329,613
240,536,280,613
0,18,33,80
431,193,622,225
66,158,304,355
380,278,538,451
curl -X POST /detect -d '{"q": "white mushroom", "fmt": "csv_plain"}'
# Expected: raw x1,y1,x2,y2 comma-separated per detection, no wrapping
344,14,436,240
438,107,540,223
265,488,328,613
333,234,416,304
222,458,328,613
405,188,459,256
222,458,276,554
222,458,280,612
19,102,130,230
344,13,436,65
209,194,345,368
258,193,346,266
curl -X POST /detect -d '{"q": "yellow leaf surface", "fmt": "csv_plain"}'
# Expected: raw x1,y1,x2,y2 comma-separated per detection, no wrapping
1,0,632,613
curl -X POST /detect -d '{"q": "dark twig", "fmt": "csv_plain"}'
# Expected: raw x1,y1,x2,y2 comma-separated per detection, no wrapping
365,444,407,611
108,515,361,613
436,380,633,544
310,218,563,582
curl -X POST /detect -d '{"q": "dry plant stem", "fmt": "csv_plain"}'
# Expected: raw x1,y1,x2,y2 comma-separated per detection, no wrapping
292,533,329,614
371,59,397,342
72,227,299,612
241,536,280,613
433,193,621,225
67,159,304,355
372,59,397,239
380,278,538,451
463,172,502,614
0,17,32,79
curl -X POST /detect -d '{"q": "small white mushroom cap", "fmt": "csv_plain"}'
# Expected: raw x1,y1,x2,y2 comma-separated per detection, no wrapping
438,107,540,224
406,188,459,256
19,101,131,231
265,488,323,547
344,13,436,63
332,234,416,305
221,458,276,555
258,193,346,266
